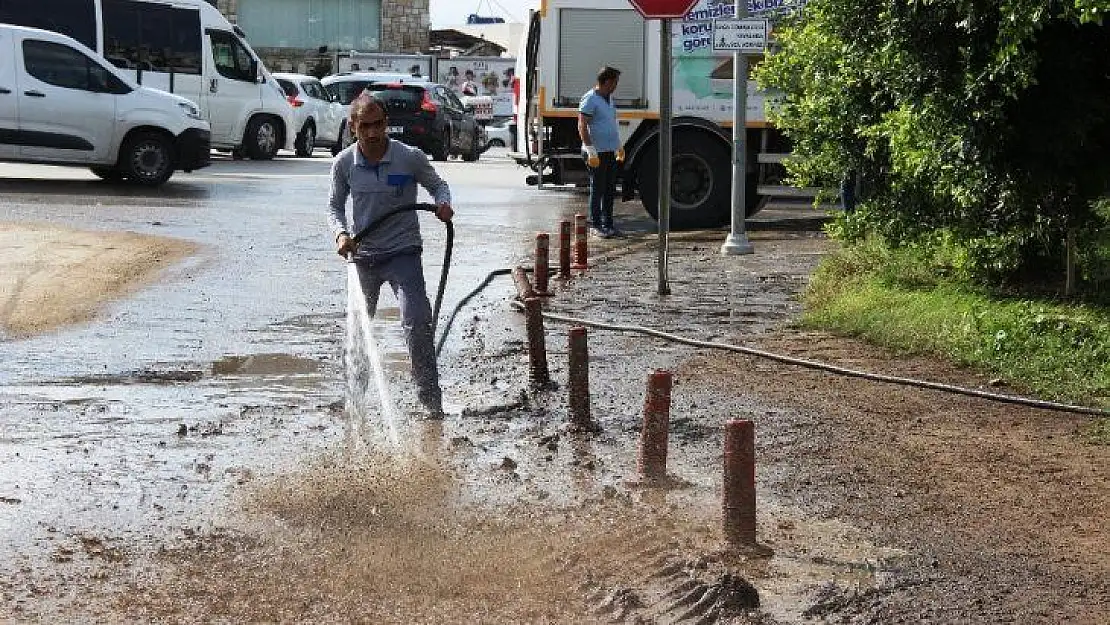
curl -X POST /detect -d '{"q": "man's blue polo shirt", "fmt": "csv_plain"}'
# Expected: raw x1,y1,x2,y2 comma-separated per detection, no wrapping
578,88,620,153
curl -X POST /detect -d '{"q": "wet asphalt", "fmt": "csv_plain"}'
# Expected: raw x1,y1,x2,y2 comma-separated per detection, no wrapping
0,148,608,559
0,149,592,381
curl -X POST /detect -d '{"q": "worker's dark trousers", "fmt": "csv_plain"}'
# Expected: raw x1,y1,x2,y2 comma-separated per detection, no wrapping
353,252,441,410
586,151,618,230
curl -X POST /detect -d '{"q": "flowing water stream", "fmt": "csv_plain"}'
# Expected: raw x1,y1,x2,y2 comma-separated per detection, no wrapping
345,262,401,448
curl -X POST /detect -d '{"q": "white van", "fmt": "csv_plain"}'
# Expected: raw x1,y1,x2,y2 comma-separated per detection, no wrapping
0,24,211,185
0,0,294,159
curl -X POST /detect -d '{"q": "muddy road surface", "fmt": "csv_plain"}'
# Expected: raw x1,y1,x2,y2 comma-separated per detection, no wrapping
1,151,1107,623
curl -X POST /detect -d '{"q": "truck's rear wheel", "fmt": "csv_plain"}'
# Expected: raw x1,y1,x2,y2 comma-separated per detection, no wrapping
638,130,759,230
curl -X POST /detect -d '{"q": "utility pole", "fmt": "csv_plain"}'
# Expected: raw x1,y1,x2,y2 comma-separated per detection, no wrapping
720,1,755,256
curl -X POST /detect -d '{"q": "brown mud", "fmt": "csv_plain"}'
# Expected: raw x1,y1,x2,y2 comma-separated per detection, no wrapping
1,225,1106,623
0,223,197,338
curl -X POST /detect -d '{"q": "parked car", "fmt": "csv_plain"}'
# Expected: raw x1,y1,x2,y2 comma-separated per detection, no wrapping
0,24,210,185
0,0,294,160
321,72,483,162
321,71,414,106
273,72,346,157
484,118,512,150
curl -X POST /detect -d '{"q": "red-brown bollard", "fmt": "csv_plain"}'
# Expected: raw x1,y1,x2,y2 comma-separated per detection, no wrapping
525,297,550,388
558,220,572,278
572,214,588,270
638,370,673,480
534,232,551,296
512,266,536,300
567,326,592,429
723,419,756,545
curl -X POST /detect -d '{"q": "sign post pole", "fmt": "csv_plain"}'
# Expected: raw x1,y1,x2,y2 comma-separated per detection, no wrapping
626,0,701,296
720,44,754,255
718,3,758,256
657,17,673,296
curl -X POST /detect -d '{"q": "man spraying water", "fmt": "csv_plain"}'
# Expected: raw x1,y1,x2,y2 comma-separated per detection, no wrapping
328,92,454,418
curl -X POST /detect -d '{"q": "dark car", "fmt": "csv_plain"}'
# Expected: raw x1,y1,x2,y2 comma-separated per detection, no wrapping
320,73,483,162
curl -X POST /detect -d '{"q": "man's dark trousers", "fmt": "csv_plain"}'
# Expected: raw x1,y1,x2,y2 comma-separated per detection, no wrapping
587,152,618,230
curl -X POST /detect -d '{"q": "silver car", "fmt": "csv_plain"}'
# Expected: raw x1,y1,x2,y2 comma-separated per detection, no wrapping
273,73,347,157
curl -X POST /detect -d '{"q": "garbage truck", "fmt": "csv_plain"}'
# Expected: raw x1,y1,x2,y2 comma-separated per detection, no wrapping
512,0,804,229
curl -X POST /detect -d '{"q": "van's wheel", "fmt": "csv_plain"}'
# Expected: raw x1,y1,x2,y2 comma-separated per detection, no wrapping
432,131,450,162
638,130,758,230
295,122,316,157
119,131,175,187
331,122,350,156
90,166,126,182
462,131,481,162
245,116,280,160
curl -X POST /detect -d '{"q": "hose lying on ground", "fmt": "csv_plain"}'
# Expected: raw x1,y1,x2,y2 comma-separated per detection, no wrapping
431,256,1108,418
497,297,1110,418
434,268,513,357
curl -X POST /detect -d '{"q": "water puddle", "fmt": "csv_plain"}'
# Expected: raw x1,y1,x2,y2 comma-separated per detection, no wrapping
211,354,321,376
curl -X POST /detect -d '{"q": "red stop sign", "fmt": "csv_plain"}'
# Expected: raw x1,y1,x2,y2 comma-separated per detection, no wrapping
627,0,701,18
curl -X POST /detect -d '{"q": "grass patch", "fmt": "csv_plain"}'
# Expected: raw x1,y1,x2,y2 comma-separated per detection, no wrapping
1081,418,1110,445
803,238,1110,410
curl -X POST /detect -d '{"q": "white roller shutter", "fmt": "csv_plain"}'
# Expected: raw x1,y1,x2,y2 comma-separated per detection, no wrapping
557,8,645,108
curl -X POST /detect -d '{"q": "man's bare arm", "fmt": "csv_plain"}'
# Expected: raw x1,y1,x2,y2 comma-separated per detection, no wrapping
578,113,593,146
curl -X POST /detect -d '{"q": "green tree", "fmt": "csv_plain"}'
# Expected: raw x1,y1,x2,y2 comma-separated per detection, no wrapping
757,0,1110,288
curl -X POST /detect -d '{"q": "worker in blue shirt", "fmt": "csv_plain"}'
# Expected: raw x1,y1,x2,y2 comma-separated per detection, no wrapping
578,66,624,238
329,93,454,418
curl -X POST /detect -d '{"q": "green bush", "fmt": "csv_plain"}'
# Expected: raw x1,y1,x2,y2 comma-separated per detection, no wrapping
758,1,1110,294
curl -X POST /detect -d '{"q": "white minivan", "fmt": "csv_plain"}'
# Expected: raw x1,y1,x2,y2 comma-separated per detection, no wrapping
0,0,294,160
0,24,212,185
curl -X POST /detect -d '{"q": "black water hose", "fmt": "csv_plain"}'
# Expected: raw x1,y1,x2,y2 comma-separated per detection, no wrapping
350,219,1108,419
434,268,514,357
430,264,1109,417
522,10,542,167
507,300,1110,418
348,202,453,343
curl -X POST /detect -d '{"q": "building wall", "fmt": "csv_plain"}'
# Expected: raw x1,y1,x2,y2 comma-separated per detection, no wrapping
381,0,429,54
212,0,428,75
212,0,237,23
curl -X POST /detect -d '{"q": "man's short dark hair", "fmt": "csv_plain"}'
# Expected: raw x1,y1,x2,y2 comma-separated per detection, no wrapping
350,92,387,123
597,66,621,85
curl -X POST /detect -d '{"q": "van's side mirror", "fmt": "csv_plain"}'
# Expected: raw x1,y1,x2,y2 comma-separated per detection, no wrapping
250,59,259,82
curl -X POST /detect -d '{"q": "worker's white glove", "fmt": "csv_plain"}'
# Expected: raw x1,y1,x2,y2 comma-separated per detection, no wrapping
583,145,600,169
